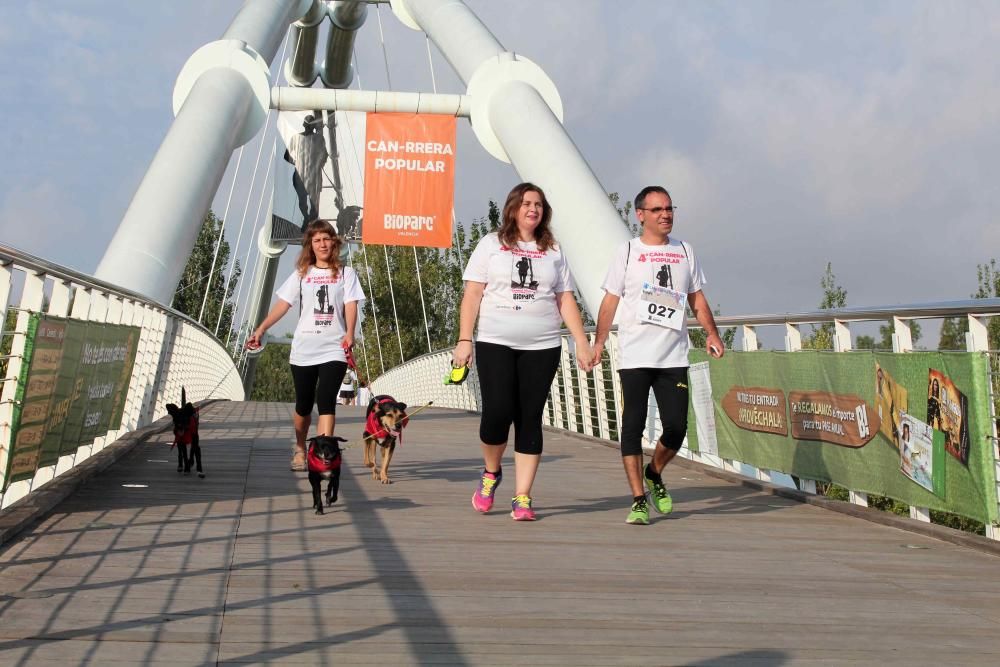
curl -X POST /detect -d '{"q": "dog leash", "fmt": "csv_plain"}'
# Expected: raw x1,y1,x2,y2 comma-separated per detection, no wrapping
339,361,471,451
340,400,436,451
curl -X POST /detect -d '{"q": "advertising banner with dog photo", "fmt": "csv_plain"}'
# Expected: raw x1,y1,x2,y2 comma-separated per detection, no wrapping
3,315,140,489
362,112,456,248
682,349,998,524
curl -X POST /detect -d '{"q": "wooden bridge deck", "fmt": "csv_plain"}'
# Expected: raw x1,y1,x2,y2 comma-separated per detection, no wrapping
1,401,999,666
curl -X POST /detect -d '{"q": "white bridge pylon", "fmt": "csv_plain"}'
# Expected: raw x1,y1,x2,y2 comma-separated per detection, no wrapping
94,0,629,323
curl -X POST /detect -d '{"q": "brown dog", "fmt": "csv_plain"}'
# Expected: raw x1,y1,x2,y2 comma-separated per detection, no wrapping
362,395,408,484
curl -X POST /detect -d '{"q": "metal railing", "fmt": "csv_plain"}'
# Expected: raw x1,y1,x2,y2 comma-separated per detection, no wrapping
372,300,1000,540
0,244,244,508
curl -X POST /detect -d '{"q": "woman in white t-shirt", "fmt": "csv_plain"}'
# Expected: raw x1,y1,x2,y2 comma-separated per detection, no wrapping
357,378,373,409
247,220,366,471
339,368,357,405
453,182,593,521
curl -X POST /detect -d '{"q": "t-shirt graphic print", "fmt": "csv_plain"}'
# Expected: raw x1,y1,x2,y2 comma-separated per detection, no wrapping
511,248,544,302
463,233,573,350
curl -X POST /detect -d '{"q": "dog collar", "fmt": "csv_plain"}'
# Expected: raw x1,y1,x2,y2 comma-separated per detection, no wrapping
364,410,402,445
307,444,341,473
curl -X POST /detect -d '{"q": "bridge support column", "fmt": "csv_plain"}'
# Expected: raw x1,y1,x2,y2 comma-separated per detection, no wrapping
241,216,289,398
393,0,630,316
95,0,312,305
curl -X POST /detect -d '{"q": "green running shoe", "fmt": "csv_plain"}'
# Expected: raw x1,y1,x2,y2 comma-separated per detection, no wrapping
626,497,649,525
645,472,673,514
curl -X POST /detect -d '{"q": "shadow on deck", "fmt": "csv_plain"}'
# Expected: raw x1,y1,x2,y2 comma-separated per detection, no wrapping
0,401,998,665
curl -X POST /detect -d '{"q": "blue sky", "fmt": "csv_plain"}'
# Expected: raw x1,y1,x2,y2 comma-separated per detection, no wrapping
1,1,998,344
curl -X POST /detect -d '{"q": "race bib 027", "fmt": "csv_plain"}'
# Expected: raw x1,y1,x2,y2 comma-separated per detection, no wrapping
637,283,687,330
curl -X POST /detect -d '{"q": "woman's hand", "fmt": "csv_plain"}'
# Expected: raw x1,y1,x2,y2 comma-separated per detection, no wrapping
588,341,605,371
246,330,263,350
342,333,355,350
452,340,473,367
574,339,595,372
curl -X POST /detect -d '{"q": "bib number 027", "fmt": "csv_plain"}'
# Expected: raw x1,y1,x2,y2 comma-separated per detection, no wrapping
637,283,687,330
647,303,676,319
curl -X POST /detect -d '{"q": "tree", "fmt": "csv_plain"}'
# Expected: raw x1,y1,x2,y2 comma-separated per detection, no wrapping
609,192,637,234
351,202,501,377
938,316,968,351
689,306,736,350
855,320,923,350
937,258,1000,351
248,335,295,402
172,210,241,342
802,263,846,350
973,259,1000,349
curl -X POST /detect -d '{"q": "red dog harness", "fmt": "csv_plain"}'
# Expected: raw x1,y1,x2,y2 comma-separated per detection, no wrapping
307,442,342,473
365,397,405,445
171,410,199,449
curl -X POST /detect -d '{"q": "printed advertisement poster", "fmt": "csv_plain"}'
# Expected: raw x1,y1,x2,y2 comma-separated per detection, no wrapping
4,316,140,489
720,386,787,436
686,350,996,523
789,390,880,447
363,113,456,247
874,362,907,447
899,413,944,495
689,362,719,455
927,369,970,465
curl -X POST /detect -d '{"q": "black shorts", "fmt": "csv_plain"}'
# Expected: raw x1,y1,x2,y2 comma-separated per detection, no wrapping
339,390,355,399
618,366,689,457
290,360,348,416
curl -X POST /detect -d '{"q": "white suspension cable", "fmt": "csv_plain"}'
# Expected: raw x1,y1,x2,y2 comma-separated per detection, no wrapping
423,34,465,275
228,141,276,351
375,4,393,89
424,35,437,93
220,28,291,339
376,6,432,353
344,243,372,382
412,246,432,352
228,30,291,362
382,244,405,364
360,244,386,375
215,109,276,336
198,145,245,322
346,47,387,375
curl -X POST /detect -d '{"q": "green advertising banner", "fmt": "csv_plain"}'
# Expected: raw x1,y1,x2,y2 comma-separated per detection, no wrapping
685,350,997,523
4,316,140,489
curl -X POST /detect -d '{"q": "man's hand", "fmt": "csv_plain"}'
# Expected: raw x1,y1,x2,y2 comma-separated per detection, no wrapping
588,341,605,371
706,333,725,359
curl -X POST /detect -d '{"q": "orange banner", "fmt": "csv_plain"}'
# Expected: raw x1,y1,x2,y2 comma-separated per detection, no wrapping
362,113,456,247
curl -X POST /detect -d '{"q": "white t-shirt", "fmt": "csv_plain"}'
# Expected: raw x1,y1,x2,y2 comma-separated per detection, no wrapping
275,265,366,366
462,233,573,350
601,237,706,369
340,369,357,392
357,385,373,406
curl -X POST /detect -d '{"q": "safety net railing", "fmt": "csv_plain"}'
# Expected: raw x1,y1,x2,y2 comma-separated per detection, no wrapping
0,244,243,509
372,300,1000,540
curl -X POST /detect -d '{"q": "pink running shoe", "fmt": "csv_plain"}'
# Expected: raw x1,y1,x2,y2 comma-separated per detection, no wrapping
510,495,536,521
471,469,501,513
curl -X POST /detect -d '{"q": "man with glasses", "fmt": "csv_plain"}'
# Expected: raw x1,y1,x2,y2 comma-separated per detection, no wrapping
592,186,725,525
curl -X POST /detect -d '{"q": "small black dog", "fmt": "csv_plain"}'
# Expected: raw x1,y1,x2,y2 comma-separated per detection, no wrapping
307,435,346,515
166,390,204,478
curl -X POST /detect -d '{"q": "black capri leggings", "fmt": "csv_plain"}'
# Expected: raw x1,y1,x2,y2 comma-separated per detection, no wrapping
290,360,348,417
475,341,561,455
619,366,689,457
